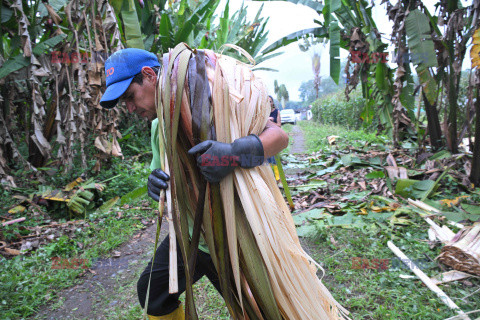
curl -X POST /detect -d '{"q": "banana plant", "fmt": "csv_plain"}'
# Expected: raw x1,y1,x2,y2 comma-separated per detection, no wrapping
260,0,480,156
404,8,442,149
110,0,146,49
149,0,221,53
0,0,278,180
257,0,399,139
110,0,279,67
196,2,282,70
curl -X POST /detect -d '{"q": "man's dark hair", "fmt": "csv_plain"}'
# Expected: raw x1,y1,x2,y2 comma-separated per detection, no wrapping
131,65,161,85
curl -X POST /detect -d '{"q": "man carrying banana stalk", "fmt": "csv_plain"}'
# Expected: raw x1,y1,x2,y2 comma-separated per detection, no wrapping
99,48,288,320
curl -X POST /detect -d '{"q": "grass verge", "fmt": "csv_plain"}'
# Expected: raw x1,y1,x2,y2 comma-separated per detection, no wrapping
0,201,157,319
297,120,389,153
305,221,480,319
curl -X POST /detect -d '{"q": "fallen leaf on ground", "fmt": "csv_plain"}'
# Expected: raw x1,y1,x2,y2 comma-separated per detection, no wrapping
440,196,469,207
358,181,367,190
3,247,21,255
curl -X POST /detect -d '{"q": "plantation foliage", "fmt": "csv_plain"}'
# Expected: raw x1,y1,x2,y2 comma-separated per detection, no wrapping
260,0,480,186
0,0,274,187
311,91,367,130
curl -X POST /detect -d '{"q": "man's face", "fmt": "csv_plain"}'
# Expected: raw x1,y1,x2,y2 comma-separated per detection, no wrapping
121,67,157,120
268,97,274,109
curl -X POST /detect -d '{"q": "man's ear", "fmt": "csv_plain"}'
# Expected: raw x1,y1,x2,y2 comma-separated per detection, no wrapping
141,66,156,82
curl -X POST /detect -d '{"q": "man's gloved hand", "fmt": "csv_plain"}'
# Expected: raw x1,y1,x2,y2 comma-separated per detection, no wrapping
188,134,264,183
147,169,170,201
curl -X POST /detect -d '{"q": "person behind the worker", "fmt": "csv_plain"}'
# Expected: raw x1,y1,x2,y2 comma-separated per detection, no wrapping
268,95,281,128
267,95,281,182
99,48,288,320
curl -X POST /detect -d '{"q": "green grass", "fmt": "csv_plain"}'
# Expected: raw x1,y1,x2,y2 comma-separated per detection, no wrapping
279,123,295,155
0,200,157,319
188,277,229,319
284,119,480,319
0,153,157,319
297,120,390,153
305,223,480,319
281,123,294,134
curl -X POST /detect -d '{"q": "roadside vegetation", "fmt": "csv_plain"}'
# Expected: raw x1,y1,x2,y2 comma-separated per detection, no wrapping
0,127,159,318
282,121,480,320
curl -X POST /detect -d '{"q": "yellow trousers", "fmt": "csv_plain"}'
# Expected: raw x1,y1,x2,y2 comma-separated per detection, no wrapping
147,304,184,320
271,164,280,181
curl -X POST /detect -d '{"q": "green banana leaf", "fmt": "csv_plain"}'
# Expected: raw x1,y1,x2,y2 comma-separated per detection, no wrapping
122,0,144,49
256,0,323,12
174,0,220,44
395,179,435,199
158,13,173,50
329,20,340,84
0,54,30,80
217,2,229,47
32,34,67,55
405,9,438,68
262,27,328,54
417,67,438,105
330,0,341,13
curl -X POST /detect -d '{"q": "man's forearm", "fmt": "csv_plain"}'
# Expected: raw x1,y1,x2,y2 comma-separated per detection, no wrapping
258,120,289,158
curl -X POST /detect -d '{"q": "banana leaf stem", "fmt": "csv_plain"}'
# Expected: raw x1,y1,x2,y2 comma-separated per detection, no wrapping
274,154,294,210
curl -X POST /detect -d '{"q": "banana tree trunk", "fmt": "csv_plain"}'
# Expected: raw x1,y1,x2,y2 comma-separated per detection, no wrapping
1,85,13,162
422,92,443,150
28,92,58,167
447,71,458,153
470,85,480,187
28,72,67,167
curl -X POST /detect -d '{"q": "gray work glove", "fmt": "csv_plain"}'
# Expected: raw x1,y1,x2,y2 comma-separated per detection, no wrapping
188,134,264,183
147,169,170,201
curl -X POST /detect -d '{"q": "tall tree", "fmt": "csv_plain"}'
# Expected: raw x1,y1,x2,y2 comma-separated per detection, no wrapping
298,80,317,103
299,78,340,104
312,52,321,99
274,80,289,109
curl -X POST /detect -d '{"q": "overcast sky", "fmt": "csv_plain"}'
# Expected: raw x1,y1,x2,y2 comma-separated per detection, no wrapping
220,0,473,101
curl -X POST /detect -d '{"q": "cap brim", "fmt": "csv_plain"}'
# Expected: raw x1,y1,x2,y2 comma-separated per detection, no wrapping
100,77,134,109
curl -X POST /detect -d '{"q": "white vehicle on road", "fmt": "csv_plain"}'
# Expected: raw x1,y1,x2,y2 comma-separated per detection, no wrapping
280,109,296,125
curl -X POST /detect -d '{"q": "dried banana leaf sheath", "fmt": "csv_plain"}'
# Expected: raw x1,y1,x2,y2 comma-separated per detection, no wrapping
156,43,349,320
439,223,480,276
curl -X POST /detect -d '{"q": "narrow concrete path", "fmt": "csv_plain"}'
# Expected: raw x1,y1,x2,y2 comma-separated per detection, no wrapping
289,125,306,154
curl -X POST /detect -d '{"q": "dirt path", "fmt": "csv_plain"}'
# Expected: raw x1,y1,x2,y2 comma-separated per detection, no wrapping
282,126,318,259
289,125,306,154
35,219,168,320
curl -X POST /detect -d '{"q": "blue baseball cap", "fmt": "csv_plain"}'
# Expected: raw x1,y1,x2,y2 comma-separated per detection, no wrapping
100,48,161,109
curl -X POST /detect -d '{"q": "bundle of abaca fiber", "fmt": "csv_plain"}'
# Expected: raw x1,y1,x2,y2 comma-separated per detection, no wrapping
154,42,349,320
